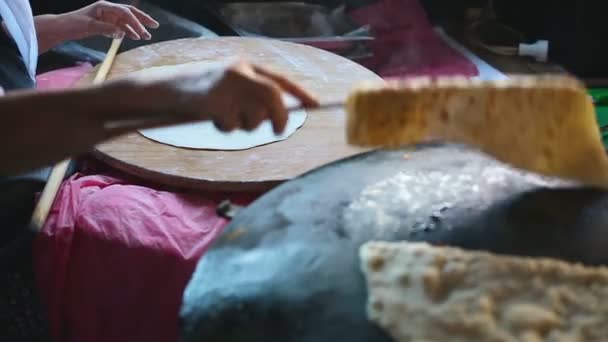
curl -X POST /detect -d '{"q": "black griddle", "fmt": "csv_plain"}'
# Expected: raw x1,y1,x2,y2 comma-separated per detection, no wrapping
180,143,608,342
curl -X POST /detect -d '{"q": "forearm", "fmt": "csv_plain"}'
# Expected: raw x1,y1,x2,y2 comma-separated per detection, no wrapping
0,58,303,176
0,79,174,176
34,14,72,54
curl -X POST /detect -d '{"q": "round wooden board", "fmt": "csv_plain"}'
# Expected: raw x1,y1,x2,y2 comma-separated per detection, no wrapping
78,37,381,191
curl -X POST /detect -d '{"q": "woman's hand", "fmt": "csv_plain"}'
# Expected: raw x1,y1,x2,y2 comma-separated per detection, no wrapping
35,1,159,53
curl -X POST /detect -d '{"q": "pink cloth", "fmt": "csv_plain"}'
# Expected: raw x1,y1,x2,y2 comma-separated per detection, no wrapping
34,173,255,342
36,63,94,90
348,0,479,78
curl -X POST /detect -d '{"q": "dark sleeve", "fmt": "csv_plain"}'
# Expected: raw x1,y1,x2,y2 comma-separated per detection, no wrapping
0,21,35,91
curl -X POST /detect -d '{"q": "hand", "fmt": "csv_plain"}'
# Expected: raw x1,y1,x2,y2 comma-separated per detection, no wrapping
153,60,320,134
61,1,159,40
35,1,160,53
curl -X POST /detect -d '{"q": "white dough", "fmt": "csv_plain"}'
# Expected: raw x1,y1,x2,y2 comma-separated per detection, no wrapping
128,61,308,150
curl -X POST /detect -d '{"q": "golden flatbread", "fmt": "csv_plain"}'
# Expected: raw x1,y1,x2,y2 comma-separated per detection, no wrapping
346,75,608,188
360,241,608,342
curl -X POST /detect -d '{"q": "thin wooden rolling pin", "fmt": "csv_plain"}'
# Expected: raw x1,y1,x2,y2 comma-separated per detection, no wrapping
29,37,124,232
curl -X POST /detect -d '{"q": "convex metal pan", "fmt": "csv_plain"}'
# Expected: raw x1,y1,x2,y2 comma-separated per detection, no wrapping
180,143,608,342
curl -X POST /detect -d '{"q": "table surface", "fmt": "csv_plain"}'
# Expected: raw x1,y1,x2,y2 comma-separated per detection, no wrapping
78,37,381,191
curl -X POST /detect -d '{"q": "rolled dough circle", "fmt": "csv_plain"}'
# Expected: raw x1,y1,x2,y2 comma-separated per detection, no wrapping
127,61,308,150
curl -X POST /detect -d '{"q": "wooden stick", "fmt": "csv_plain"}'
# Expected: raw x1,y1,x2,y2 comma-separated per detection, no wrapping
29,159,71,230
29,37,124,233
93,38,123,84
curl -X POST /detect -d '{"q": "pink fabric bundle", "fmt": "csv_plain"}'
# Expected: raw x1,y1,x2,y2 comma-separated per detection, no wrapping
36,63,94,90
33,173,252,342
349,0,479,78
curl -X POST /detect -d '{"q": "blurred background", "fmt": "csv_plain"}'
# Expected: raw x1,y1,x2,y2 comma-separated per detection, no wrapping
29,0,608,80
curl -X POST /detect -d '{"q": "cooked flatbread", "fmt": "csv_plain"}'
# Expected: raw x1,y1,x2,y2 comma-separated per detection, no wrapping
360,241,608,342
346,75,608,188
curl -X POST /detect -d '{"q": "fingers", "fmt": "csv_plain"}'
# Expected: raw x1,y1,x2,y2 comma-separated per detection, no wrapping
214,107,279,134
251,78,288,134
164,60,312,134
126,5,160,29
102,3,154,40
113,6,149,40
213,114,239,132
240,106,266,131
87,18,124,39
253,65,319,108
223,63,291,134
118,20,141,40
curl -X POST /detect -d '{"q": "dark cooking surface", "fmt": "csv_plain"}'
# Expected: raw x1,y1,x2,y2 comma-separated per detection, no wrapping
181,142,608,341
